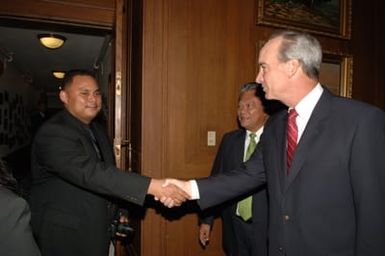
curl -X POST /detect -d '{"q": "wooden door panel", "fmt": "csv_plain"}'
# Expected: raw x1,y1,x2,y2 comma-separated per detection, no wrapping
141,0,256,255
0,0,114,28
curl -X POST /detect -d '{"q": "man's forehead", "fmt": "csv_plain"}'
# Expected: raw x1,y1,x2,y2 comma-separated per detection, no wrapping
77,85,100,91
72,76,98,87
239,93,259,103
259,37,281,58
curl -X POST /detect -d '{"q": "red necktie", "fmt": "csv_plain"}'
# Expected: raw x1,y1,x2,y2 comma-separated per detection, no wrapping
287,108,298,173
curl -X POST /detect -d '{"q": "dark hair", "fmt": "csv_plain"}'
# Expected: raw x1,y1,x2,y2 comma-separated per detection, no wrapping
240,82,287,115
62,69,97,89
0,159,19,193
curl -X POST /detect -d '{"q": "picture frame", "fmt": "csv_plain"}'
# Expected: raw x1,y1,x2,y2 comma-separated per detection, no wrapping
257,0,352,39
320,52,353,98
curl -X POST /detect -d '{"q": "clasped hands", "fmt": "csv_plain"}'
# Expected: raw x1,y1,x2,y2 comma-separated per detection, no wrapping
148,178,192,208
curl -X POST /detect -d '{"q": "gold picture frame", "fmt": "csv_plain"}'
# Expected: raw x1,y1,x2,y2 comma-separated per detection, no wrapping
257,0,352,39
320,53,353,98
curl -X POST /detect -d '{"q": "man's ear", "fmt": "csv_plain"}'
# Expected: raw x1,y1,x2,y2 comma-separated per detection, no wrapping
287,59,300,78
59,90,68,104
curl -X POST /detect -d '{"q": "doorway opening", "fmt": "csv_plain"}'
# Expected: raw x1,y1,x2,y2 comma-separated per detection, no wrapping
0,17,113,196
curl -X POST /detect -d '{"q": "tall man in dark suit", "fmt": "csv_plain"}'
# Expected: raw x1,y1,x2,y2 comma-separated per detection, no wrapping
164,30,385,256
29,70,188,256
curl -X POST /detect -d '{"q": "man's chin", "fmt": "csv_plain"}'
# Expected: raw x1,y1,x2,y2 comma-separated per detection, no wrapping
264,92,273,99
239,121,250,128
86,110,100,120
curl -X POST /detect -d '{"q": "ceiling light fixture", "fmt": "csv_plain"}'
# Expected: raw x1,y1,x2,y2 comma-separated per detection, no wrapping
38,34,66,49
52,71,65,79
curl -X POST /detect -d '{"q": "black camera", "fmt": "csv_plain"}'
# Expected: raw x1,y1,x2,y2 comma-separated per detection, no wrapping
110,220,134,241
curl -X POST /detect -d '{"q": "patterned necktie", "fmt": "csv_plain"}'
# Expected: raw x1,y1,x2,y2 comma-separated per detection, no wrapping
237,133,257,221
287,108,298,173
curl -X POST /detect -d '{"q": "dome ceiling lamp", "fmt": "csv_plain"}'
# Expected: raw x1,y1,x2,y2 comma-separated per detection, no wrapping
38,33,66,49
52,71,65,79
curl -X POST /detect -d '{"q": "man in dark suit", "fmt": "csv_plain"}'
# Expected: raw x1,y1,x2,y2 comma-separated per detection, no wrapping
200,83,285,255
199,83,269,256
29,70,188,256
164,30,385,255
0,159,41,256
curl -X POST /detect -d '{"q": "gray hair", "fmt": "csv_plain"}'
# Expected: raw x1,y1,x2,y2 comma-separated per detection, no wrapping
240,82,258,93
270,30,322,80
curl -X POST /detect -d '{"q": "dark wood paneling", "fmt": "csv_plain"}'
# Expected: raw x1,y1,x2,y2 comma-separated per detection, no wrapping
351,0,385,109
0,0,114,28
140,0,385,255
141,0,256,255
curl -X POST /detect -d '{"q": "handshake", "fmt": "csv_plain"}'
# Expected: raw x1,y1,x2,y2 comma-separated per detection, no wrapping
147,178,193,208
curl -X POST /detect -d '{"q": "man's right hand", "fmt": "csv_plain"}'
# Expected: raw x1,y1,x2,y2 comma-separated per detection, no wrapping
199,223,211,246
148,178,190,207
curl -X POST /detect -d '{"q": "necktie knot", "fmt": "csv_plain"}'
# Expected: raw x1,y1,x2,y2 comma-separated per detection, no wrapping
288,108,298,120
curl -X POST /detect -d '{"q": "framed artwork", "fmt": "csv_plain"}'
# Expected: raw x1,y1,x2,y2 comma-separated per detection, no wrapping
320,53,353,97
257,0,352,39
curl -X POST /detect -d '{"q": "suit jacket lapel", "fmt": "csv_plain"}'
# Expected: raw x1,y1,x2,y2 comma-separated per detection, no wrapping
284,89,332,191
91,123,115,165
235,130,246,163
264,111,287,196
230,130,246,212
274,113,288,194
63,110,114,165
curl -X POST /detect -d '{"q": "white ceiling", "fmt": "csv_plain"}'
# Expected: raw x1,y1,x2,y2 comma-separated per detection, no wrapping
0,24,110,94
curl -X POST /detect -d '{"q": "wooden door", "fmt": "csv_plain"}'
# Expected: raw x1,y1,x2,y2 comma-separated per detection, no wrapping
113,0,143,255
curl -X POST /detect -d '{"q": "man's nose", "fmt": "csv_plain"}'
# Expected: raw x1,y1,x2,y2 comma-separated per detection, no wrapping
255,71,263,84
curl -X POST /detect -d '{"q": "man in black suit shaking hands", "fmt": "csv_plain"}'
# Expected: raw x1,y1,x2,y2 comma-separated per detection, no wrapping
30,70,188,256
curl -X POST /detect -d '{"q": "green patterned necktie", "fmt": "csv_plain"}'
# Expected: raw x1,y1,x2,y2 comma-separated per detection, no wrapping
237,133,257,221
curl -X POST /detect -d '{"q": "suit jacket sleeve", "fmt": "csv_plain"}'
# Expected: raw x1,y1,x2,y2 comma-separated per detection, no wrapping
350,107,385,254
33,122,151,206
199,133,229,226
196,137,266,210
0,189,41,256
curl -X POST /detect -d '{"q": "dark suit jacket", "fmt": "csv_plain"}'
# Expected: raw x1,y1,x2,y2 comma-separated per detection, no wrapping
197,88,385,256
0,186,41,256
200,129,268,255
30,110,150,256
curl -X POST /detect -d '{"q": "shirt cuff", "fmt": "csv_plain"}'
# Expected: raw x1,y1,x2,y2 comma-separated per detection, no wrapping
189,180,200,200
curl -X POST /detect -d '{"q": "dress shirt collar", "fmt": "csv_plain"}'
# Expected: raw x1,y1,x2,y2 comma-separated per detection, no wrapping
246,126,264,142
293,83,323,119
288,83,323,141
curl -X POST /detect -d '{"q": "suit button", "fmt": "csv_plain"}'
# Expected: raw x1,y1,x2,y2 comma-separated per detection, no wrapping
278,247,283,253
283,215,290,221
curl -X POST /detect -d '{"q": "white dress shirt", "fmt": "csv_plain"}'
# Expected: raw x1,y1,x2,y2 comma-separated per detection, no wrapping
292,83,323,142
190,83,324,199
